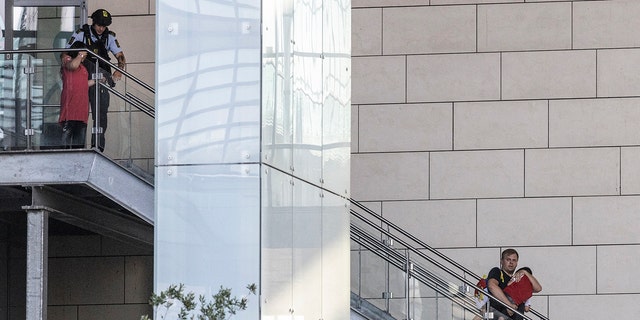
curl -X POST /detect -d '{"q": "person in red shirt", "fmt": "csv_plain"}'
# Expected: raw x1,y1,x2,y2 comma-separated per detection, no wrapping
503,267,542,315
59,41,95,148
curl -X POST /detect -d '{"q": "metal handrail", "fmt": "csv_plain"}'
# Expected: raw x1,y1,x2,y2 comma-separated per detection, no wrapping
350,223,483,319
0,48,155,94
351,198,550,320
125,92,154,118
1,48,155,117
351,199,480,279
103,85,154,118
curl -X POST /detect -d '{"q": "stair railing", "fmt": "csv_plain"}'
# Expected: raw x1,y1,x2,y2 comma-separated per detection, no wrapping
350,198,549,320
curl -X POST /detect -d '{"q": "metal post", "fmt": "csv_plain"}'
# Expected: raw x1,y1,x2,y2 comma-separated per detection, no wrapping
4,0,13,54
358,243,362,308
405,250,412,320
24,56,34,149
383,238,393,313
92,58,102,150
26,209,48,320
484,276,493,320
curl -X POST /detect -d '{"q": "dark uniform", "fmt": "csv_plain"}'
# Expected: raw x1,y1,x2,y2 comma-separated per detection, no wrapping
66,9,124,151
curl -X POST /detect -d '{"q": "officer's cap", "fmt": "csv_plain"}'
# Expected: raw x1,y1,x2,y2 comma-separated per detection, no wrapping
91,9,112,26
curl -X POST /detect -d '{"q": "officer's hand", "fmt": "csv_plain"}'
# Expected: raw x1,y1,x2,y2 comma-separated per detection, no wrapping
112,71,123,81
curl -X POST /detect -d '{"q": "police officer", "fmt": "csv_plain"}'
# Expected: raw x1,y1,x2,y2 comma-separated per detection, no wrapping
67,9,126,152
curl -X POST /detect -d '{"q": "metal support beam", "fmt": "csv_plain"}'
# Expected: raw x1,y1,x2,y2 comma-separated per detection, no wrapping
26,209,48,320
29,186,153,247
0,151,154,225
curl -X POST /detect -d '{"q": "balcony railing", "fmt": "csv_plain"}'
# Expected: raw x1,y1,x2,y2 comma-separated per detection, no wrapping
0,48,155,178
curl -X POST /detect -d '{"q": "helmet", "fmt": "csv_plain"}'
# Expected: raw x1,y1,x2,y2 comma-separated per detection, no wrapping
91,9,112,26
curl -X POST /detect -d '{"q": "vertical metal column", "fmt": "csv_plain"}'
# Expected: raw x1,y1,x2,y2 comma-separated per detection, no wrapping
91,58,103,150
4,0,13,53
382,238,393,313
26,209,48,320
24,56,35,149
405,250,412,320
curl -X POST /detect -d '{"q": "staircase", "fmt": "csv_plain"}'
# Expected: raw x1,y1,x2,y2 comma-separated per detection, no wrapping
349,199,550,320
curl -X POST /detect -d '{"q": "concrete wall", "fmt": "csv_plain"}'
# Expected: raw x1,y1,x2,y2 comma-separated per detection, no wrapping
351,1,640,319
48,234,153,320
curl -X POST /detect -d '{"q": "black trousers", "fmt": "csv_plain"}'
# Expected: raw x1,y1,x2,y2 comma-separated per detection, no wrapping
490,303,526,320
61,120,87,149
88,85,110,151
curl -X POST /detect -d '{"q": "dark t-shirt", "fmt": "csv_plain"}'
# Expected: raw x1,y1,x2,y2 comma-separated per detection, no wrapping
487,267,512,310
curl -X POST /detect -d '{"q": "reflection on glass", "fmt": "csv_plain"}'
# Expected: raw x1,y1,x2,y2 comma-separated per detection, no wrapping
156,164,260,319
156,0,350,318
260,0,351,317
261,167,293,317
323,57,350,196
322,192,350,317
156,1,261,166
292,175,322,319
291,0,323,185
262,0,294,173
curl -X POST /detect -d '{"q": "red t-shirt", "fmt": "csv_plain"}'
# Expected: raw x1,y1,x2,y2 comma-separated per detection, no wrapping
59,55,89,123
503,274,533,305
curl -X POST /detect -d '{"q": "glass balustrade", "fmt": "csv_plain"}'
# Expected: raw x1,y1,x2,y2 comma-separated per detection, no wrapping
350,200,545,320
0,49,155,178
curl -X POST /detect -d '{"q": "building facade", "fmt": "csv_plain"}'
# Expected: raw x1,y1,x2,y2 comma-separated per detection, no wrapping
351,0,640,319
3,0,640,319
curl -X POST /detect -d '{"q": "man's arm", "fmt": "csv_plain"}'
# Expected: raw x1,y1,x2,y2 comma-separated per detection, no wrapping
62,51,86,71
523,271,542,293
112,51,126,80
487,278,518,310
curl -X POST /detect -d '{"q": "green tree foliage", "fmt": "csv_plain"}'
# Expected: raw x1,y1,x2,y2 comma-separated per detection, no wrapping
141,283,257,320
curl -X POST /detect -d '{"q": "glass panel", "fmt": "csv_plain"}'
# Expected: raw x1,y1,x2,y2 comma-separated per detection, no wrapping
322,0,350,196
350,243,393,313
104,105,155,173
292,54,323,184
156,1,265,319
156,1,261,166
322,56,350,196
322,192,350,319
292,176,322,319
261,167,293,318
33,52,64,149
262,0,293,174
12,6,79,50
0,54,29,150
0,53,59,150
291,0,323,185
12,7,38,50
156,164,260,320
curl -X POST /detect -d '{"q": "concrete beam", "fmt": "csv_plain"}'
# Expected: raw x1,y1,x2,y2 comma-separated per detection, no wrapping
25,186,153,247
